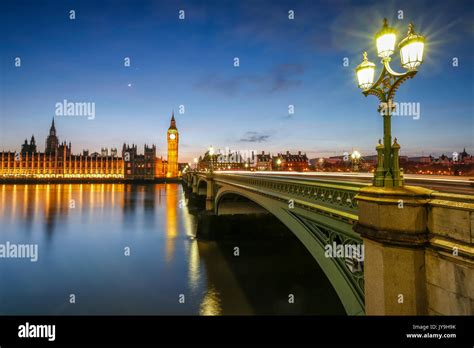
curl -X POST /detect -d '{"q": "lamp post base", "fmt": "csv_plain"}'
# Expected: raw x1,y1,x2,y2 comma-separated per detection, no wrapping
373,138,404,188
373,170,404,188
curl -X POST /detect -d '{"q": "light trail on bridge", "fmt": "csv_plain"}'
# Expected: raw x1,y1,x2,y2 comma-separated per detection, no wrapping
213,171,474,195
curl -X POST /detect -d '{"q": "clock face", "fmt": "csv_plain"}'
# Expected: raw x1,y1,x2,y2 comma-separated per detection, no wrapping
169,133,176,140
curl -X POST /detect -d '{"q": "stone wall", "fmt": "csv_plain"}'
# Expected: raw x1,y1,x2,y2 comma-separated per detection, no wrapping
426,194,474,315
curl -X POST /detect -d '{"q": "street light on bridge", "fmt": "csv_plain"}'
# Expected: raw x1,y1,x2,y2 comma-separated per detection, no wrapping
351,150,362,172
356,18,425,187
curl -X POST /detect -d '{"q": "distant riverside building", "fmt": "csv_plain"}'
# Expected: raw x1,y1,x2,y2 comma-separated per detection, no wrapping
197,152,214,171
406,150,473,165
311,149,472,175
273,151,309,171
0,115,180,180
362,155,378,165
194,148,472,175
458,148,473,163
197,150,246,171
325,156,344,165
122,143,158,180
196,150,309,172
256,151,272,171
408,156,432,164
215,149,253,170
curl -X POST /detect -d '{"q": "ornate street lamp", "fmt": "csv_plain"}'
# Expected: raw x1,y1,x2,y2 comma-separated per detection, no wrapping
351,150,362,172
276,158,282,171
356,18,425,187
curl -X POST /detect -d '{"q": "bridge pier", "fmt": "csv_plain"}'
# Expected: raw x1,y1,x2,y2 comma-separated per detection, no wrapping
355,186,431,315
206,176,214,211
192,175,198,194
355,185,474,315
186,172,192,188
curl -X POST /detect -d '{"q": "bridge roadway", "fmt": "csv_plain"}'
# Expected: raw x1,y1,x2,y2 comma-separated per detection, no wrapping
218,171,474,195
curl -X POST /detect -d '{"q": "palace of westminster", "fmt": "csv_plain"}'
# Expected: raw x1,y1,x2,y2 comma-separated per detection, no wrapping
0,113,180,180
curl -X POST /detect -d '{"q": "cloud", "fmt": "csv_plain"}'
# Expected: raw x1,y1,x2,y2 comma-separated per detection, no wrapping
195,63,305,96
195,75,248,96
269,63,305,92
239,131,270,143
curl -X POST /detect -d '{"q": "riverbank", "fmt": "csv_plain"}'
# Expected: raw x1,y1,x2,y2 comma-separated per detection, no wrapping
0,177,183,184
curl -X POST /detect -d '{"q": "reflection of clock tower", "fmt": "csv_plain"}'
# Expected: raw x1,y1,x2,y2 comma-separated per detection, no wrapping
167,112,179,177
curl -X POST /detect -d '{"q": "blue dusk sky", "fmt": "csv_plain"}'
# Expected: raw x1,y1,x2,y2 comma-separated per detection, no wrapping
1,0,473,162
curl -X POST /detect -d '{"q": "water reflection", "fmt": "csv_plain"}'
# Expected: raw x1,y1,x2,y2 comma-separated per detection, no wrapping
0,183,344,315
200,284,222,316
188,238,201,293
165,184,178,263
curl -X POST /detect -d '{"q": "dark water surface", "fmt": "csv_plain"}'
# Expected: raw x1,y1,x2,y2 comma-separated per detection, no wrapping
0,183,344,315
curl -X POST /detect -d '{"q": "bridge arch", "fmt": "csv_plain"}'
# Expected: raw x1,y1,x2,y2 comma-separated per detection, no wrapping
216,191,269,215
197,178,208,196
215,185,365,315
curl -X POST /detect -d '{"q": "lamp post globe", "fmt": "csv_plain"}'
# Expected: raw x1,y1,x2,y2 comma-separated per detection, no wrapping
356,52,376,90
398,23,425,70
375,18,397,59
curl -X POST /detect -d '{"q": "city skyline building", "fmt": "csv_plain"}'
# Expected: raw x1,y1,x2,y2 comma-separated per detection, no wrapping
0,113,180,180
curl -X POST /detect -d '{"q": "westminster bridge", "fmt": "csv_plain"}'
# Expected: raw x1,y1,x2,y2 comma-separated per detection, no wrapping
183,171,474,316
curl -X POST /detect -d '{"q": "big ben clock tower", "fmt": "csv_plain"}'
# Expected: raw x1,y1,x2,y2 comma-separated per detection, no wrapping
167,111,179,177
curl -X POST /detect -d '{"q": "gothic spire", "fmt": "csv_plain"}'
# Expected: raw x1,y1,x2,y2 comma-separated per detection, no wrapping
169,111,177,129
50,117,56,133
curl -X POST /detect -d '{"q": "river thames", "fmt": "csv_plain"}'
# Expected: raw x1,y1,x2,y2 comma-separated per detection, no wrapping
0,183,344,315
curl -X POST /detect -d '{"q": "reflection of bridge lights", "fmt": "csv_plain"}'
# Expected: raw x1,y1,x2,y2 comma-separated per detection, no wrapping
188,241,200,292
199,285,222,316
